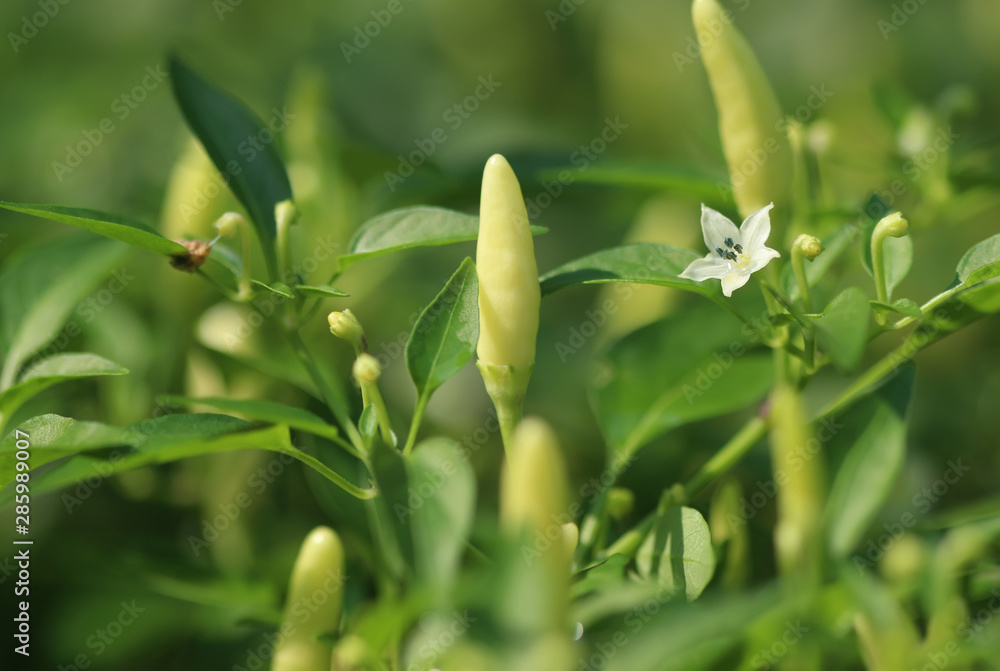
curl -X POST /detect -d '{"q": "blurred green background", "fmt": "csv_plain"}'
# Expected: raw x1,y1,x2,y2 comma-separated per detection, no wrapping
3,0,1000,668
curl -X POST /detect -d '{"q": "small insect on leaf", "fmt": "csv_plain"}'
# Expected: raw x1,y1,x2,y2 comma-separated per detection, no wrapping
170,239,214,272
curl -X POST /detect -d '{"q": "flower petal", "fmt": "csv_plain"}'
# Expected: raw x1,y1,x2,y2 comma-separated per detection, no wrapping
739,203,774,253
720,270,751,297
700,204,741,252
746,245,781,274
679,254,731,282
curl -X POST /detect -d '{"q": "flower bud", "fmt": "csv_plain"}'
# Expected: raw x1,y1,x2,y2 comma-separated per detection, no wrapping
328,309,365,349
874,212,909,239
273,526,346,671
794,234,823,261
352,353,381,385
607,487,635,521
275,199,299,230
214,211,246,239
476,154,540,371
692,0,792,219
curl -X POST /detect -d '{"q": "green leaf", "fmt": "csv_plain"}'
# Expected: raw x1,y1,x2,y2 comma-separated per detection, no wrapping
861,216,912,300
956,233,1000,284
0,202,187,256
169,56,293,272
808,287,871,371
870,298,921,319
825,365,914,558
636,506,716,601
592,306,773,459
405,258,479,401
250,280,293,298
539,243,707,296
405,438,476,587
1,419,371,502
0,415,127,487
536,162,728,203
0,354,128,425
337,206,546,271
571,554,630,598
294,284,350,298
161,395,339,441
369,440,414,575
0,237,129,389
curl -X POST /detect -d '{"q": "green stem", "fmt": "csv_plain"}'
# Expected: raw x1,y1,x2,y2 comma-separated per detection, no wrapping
870,213,909,324
287,330,365,453
684,416,769,500
365,382,395,447
402,394,430,455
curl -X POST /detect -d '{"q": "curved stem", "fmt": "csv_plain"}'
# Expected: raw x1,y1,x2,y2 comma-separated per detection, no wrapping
402,394,430,455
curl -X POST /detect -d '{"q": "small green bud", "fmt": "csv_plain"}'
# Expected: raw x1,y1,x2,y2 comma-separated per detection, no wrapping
328,309,365,349
352,353,381,385
214,211,246,239
275,199,299,230
273,526,345,671
607,487,635,521
875,212,909,239
794,234,823,261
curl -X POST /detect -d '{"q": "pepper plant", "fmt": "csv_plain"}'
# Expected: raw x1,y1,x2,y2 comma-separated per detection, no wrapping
3,1,1000,669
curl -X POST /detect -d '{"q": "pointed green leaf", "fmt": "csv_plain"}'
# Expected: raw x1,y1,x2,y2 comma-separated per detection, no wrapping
592,306,773,459
635,506,716,601
369,439,414,574
539,243,707,296
294,284,350,298
870,298,921,319
169,56,293,272
161,395,339,441
1,419,371,502
406,438,475,587
0,202,187,256
0,237,129,389
338,206,546,271
0,354,128,424
956,233,1000,284
1,415,127,487
825,365,914,558
250,280,293,298
405,258,478,401
809,287,871,371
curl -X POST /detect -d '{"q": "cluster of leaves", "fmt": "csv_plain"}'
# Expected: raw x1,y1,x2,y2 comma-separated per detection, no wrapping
3,54,1000,671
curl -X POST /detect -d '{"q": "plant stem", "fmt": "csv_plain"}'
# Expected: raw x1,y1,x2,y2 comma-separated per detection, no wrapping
287,330,365,453
402,393,429,455
683,416,769,500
